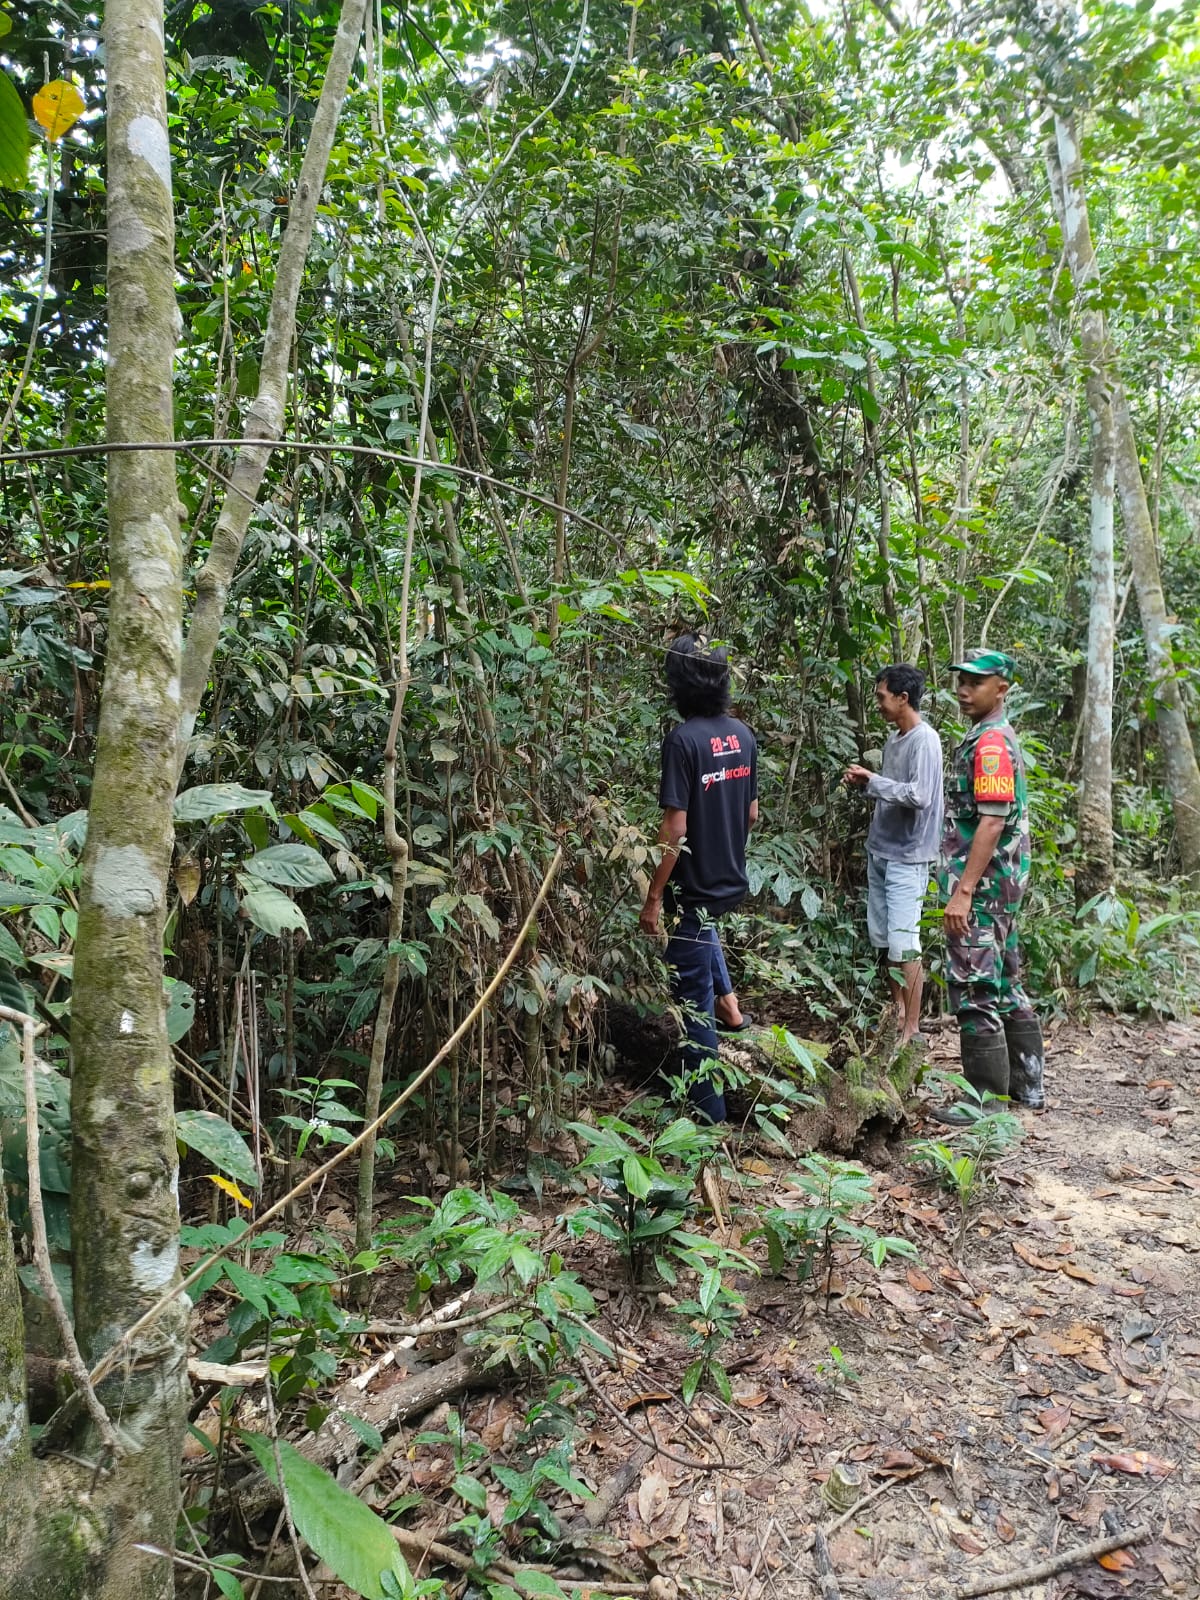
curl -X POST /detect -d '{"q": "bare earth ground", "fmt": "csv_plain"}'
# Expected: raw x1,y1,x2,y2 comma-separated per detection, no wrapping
528,1016,1200,1600
206,1017,1200,1600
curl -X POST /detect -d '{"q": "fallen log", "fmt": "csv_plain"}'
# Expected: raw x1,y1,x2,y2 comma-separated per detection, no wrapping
233,1346,503,1524
601,1002,925,1155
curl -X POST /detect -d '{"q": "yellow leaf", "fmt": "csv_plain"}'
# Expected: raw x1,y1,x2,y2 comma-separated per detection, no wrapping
207,1173,253,1209
33,80,85,141
174,854,201,907
66,579,111,589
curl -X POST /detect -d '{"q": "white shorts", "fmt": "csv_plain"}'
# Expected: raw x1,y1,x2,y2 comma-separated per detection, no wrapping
866,853,931,962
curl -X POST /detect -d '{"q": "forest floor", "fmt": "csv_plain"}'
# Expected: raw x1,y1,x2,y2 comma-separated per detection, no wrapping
526,1014,1200,1600
205,1016,1200,1600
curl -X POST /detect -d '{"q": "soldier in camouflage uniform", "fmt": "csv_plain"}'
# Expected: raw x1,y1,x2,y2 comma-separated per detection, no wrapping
931,649,1045,1122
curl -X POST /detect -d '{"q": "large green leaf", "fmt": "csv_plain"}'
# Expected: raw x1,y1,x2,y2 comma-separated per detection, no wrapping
0,885,64,909
0,72,29,191
240,1434,409,1600
165,977,196,1043
174,783,276,823
244,843,334,889
175,1109,258,1189
238,879,309,937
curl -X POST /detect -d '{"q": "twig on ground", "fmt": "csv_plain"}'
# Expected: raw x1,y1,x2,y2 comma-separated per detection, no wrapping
1,1003,121,1459
824,1466,926,1536
86,849,562,1393
576,1356,726,1473
390,1527,653,1596
956,1523,1152,1599
569,1441,654,1532
364,1293,520,1344
811,1528,843,1600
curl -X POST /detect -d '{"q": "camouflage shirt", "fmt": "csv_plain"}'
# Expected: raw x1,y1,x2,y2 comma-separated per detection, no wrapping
939,712,1030,903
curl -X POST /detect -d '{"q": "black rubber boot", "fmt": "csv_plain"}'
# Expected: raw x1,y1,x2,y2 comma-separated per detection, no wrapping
928,1032,1011,1125
1004,1016,1046,1109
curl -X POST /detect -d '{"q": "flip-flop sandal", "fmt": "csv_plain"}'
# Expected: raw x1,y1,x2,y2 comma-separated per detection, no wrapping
717,1013,755,1034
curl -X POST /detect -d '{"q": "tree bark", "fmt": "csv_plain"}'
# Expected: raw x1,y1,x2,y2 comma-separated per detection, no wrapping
1077,370,1116,904
1049,113,1200,878
46,0,190,1592
177,0,369,766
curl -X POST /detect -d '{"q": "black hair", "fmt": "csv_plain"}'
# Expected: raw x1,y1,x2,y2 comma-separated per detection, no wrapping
875,663,925,711
665,632,732,719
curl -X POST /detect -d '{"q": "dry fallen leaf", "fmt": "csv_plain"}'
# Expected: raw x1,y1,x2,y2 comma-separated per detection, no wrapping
906,1266,935,1293
1098,1549,1137,1572
1061,1262,1099,1283
1037,1404,1072,1439
1013,1241,1064,1272
1091,1450,1175,1478
952,1530,987,1555
637,1469,671,1525
995,1510,1016,1543
878,1281,925,1316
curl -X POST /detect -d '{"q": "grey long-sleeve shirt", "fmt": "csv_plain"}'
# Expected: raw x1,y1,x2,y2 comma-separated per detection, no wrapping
865,720,944,864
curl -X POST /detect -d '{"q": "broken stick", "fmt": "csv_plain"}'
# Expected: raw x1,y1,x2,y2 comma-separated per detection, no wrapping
811,1528,842,1600
956,1522,1151,1599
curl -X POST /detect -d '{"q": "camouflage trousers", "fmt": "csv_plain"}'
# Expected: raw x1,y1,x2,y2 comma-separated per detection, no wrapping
946,899,1037,1038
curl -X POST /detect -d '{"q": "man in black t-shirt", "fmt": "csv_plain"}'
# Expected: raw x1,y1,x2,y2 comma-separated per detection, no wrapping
640,635,759,1123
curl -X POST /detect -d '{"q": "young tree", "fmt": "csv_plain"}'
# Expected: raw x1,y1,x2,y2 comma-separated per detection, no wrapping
1040,18,1200,879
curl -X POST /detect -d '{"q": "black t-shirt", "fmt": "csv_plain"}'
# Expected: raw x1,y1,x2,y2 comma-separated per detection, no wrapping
658,714,758,913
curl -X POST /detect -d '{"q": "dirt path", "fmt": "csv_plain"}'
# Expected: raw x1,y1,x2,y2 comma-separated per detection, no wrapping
558,1017,1200,1600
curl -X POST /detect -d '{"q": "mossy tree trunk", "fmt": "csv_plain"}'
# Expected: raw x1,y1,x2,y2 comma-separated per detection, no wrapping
1,0,191,1590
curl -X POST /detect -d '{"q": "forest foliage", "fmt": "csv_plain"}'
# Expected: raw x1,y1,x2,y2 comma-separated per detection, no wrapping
1,0,1200,1594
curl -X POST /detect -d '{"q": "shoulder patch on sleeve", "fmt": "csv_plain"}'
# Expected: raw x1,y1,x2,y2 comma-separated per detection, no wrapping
974,731,1015,803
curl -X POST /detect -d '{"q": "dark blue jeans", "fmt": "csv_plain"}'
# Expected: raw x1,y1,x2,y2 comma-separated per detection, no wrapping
665,909,733,1124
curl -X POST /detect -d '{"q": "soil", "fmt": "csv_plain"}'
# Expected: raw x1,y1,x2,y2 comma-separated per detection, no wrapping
433,1016,1200,1600
198,1016,1200,1600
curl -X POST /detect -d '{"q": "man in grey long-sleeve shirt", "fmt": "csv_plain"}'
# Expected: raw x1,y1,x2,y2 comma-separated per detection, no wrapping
844,664,944,1045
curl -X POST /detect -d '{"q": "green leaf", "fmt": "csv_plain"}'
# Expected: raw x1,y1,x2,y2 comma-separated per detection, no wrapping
0,884,63,909
213,1568,246,1600
240,1434,408,1600
454,1472,488,1511
510,1571,567,1600
245,843,334,889
698,1266,721,1313
176,1109,259,1189
174,783,276,823
0,71,29,191
622,1155,653,1200
165,977,196,1044
681,1358,702,1405
223,1260,272,1316
238,880,309,938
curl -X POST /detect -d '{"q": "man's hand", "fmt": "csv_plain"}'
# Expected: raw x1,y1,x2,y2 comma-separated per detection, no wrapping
843,765,872,788
639,893,662,938
944,887,974,938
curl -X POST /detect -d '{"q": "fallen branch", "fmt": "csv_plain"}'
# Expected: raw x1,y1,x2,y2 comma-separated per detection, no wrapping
824,1465,927,1535
1,1003,121,1459
576,1357,724,1474
87,849,562,1393
237,1348,502,1523
188,1358,269,1387
811,1529,843,1600
956,1523,1152,1599
365,1293,520,1346
571,1442,654,1533
390,1527,654,1598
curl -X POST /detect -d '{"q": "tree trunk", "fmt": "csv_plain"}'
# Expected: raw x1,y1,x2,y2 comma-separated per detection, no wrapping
1077,380,1117,905
2,0,195,1592
1049,113,1200,878
177,0,369,764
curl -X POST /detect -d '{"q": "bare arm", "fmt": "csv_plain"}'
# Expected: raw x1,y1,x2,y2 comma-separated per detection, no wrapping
640,808,687,936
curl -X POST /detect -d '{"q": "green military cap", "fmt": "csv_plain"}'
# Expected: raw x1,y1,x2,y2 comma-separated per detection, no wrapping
949,648,1018,679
